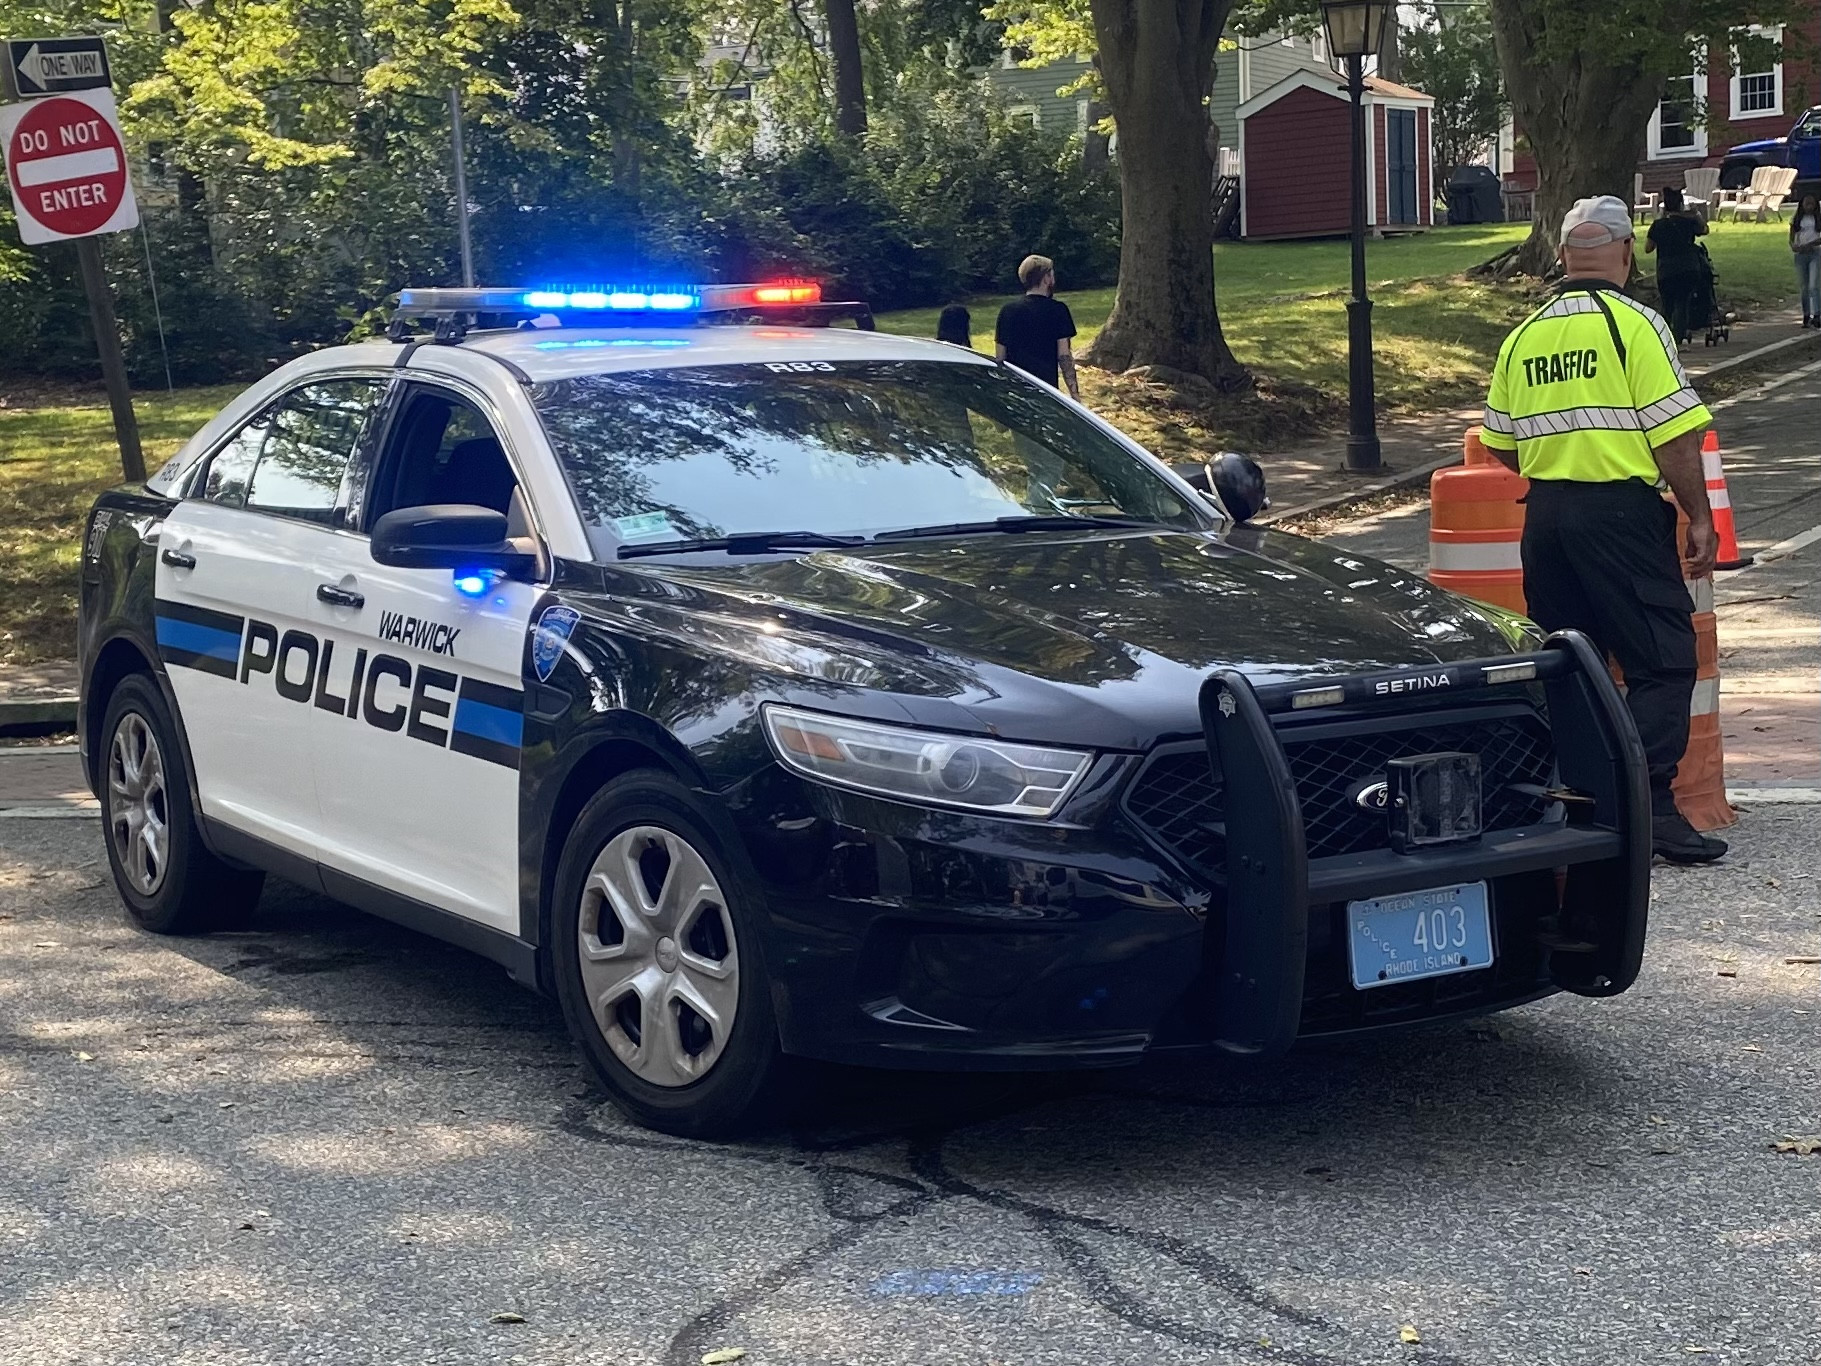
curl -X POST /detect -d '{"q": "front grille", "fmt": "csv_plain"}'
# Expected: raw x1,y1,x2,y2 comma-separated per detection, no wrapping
1122,707,1557,879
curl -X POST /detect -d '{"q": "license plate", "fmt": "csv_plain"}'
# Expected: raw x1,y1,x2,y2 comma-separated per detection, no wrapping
1347,881,1494,990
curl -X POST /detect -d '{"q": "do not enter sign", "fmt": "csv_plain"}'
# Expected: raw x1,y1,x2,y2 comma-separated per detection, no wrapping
0,87,137,244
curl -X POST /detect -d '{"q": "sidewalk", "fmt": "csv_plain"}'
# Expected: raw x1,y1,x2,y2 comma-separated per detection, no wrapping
1252,303,1821,522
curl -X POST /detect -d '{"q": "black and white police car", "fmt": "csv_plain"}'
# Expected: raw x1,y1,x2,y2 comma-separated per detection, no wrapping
78,282,1652,1136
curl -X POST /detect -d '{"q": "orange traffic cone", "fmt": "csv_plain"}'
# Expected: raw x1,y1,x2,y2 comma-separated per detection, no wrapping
1702,430,1751,570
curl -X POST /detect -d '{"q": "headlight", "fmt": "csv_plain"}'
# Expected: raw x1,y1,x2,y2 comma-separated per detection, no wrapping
762,705,1093,818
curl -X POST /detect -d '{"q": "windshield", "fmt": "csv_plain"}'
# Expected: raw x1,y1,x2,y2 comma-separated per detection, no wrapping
529,360,1210,556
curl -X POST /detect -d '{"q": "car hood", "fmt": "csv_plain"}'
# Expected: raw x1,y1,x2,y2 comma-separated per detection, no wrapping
1726,134,1788,156
603,527,1530,749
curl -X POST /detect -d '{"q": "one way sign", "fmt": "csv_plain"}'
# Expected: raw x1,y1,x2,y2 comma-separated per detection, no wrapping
4,37,111,99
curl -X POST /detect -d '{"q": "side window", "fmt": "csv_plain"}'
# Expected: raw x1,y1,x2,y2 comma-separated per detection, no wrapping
199,413,270,508
367,387,519,526
240,379,386,525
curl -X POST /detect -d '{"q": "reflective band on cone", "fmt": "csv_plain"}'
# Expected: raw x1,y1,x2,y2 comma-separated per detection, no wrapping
1429,538,1525,572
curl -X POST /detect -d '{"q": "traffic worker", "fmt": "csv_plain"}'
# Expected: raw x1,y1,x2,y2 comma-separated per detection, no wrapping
1479,194,1726,865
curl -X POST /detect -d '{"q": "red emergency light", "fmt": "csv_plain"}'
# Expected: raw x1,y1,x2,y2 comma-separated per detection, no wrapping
700,281,824,310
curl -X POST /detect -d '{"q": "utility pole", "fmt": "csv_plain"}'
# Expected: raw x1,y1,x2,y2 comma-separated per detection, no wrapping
449,88,474,287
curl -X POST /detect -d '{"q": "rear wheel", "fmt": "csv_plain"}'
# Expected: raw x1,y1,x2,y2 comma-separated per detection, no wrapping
552,771,781,1137
99,674,263,934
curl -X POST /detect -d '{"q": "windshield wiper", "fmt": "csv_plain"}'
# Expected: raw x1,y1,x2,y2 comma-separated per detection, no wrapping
617,530,867,560
871,514,1170,543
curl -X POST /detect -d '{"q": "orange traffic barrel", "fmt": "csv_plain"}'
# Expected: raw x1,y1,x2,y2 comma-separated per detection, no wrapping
1428,427,1529,613
1611,503,1736,831
1671,504,1735,831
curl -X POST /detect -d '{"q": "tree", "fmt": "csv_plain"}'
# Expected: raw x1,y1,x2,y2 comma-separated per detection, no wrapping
1399,5,1505,185
1487,0,1799,274
1082,0,1249,388
824,0,868,136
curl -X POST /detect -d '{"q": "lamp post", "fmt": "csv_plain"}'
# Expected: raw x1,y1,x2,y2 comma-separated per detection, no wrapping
1320,0,1391,472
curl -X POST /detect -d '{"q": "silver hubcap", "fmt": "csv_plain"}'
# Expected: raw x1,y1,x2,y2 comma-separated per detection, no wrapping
578,826,739,1087
107,712,169,896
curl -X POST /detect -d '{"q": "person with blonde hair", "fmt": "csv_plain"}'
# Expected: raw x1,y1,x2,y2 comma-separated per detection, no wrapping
994,254,1079,399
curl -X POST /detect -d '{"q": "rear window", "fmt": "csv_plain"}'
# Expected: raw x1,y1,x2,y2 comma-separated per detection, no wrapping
529,360,1205,555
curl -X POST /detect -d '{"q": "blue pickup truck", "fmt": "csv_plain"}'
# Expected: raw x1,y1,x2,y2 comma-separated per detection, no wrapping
1719,105,1821,194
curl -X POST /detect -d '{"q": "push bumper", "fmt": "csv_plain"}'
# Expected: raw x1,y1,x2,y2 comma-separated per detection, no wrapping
1201,629,1650,1056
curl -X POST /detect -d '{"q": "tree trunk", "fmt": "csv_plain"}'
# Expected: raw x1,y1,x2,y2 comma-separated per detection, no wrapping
611,0,642,201
824,0,867,137
1083,98,1111,172
1489,0,1663,275
1085,0,1249,389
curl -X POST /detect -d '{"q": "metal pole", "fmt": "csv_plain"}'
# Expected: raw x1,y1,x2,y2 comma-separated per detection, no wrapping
74,236,146,484
449,87,475,287
1345,52,1381,472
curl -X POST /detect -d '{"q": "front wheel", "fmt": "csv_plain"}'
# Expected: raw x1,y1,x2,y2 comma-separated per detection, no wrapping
99,674,264,934
552,771,782,1137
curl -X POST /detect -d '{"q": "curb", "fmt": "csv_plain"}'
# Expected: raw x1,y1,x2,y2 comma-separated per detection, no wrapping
0,696,78,737
1258,452,1459,527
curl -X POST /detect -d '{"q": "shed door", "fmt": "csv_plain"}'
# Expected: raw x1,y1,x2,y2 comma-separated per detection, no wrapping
1386,108,1418,224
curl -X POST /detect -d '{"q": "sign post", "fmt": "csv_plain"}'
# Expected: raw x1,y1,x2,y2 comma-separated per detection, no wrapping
0,46,145,482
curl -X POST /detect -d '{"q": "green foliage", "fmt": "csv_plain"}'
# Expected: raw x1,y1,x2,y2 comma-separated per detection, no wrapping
0,0,1117,382
1399,6,1506,182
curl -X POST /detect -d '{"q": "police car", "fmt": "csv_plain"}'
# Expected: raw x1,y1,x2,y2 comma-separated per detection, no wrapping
77,282,1652,1136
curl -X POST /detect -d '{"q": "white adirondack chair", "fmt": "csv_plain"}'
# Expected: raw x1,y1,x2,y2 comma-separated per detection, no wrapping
1716,166,1775,221
1683,166,1720,217
1633,172,1658,224
1747,166,1801,221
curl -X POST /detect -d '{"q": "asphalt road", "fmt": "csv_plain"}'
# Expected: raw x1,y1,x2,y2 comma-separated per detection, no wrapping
2,803,1819,1366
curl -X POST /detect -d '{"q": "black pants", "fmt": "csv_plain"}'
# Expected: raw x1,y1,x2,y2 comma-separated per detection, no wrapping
1658,271,1699,343
1521,479,1696,818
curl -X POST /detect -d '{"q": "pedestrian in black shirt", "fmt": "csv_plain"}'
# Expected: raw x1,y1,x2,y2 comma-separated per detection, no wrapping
994,255,1080,399
935,304,973,349
1646,187,1708,346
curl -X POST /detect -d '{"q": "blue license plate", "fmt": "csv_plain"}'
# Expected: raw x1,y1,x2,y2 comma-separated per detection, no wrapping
1347,882,1493,990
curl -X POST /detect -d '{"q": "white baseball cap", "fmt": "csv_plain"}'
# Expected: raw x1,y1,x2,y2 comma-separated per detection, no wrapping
1560,195,1635,247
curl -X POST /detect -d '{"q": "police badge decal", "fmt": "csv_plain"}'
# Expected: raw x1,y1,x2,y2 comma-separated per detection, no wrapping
532,605,580,682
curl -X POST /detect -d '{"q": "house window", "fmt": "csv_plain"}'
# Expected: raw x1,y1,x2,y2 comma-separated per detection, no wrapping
1311,31,1328,65
1730,26,1783,120
1648,53,1707,159
1007,103,1041,129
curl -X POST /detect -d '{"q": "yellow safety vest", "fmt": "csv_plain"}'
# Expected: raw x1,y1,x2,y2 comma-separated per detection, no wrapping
1479,282,1712,481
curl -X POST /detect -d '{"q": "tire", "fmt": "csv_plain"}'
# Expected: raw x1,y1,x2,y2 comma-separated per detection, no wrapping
98,674,264,935
552,770,782,1138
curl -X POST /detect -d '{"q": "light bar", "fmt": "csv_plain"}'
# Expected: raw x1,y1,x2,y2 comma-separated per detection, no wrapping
1289,686,1346,710
1482,661,1538,685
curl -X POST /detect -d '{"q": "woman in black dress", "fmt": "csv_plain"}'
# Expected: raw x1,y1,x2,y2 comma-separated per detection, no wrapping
1645,186,1708,346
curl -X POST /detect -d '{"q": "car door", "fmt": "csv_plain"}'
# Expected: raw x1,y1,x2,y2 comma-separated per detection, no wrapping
154,375,390,859
304,379,546,933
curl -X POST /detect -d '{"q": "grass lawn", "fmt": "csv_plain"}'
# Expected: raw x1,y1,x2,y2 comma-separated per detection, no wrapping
877,219,1803,415
0,385,238,667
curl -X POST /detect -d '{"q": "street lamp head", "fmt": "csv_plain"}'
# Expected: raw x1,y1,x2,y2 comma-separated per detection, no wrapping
1319,0,1391,59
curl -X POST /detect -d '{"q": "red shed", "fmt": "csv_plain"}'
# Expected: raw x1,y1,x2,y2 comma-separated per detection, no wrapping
1237,70,1435,241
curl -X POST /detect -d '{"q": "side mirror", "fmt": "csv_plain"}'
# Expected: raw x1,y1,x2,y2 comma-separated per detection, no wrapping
1208,451,1270,524
371,504,536,576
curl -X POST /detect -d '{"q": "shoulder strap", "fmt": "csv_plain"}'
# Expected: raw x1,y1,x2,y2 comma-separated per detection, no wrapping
1582,288,1629,370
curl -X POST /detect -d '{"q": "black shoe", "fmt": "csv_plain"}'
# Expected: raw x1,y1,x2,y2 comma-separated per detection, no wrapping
1652,813,1728,864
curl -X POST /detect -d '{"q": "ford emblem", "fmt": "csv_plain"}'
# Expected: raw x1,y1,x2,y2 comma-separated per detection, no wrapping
1353,780,1390,812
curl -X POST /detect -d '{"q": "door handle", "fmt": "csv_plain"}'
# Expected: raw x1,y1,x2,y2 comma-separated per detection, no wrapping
316,583,365,610
160,548,197,570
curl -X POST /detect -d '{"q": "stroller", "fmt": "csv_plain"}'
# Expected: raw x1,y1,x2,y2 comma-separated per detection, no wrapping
1690,242,1735,346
